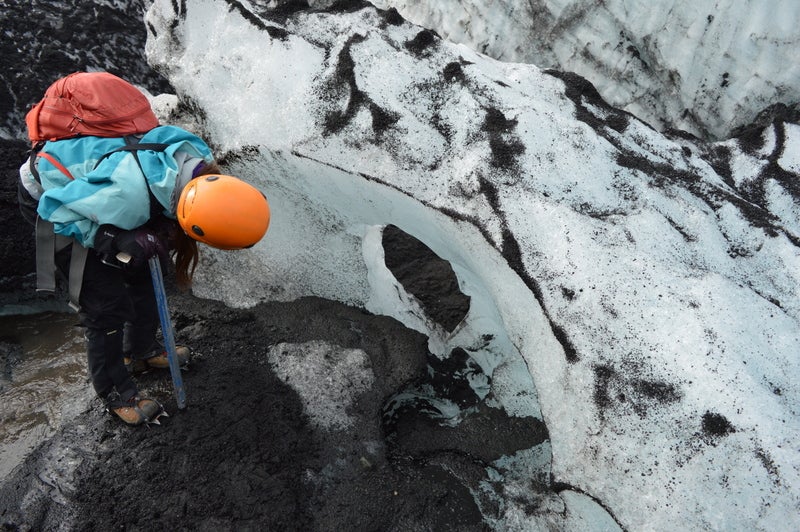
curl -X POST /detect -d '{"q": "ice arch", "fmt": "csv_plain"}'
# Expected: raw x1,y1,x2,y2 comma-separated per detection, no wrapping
190,147,617,527
193,147,567,424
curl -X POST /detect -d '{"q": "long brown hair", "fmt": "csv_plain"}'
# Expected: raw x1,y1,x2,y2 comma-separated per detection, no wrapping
172,162,222,289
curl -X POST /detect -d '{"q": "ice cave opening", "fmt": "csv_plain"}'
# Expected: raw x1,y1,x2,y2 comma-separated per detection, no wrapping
376,223,565,520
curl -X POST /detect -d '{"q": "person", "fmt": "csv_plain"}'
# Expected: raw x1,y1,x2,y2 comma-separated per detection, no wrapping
19,121,270,425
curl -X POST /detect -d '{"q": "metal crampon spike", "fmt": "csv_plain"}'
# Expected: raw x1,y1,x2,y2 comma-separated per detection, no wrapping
144,407,169,426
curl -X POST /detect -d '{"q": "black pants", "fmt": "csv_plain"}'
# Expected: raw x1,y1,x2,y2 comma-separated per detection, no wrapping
71,249,160,401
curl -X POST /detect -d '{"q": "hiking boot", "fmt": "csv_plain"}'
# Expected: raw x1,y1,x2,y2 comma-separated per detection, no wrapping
124,357,149,374
124,345,191,373
106,393,162,425
143,345,191,369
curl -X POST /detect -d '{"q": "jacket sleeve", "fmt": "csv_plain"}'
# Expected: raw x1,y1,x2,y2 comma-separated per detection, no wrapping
17,158,41,226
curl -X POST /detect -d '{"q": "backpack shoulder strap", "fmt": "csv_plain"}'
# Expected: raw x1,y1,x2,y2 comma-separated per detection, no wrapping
93,135,170,170
30,136,171,181
35,217,58,293
95,135,172,219
28,141,45,183
35,217,84,311
30,140,76,182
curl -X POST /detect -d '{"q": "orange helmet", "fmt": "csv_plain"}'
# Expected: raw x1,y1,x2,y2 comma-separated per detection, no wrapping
177,174,270,249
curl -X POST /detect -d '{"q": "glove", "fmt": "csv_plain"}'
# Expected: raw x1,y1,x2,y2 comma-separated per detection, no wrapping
94,224,121,256
113,228,168,267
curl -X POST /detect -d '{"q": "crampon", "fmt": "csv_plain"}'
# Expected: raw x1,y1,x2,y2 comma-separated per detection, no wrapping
105,393,170,426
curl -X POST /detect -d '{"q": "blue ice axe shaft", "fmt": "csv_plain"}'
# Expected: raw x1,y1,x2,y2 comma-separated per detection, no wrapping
148,256,187,410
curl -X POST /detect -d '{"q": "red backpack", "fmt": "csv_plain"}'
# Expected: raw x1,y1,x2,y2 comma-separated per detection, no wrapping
25,71,159,145
24,71,162,181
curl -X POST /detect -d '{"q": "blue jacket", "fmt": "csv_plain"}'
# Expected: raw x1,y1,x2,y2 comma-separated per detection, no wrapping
36,125,214,247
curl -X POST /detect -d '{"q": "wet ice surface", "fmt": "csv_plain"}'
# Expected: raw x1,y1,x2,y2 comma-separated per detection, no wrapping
0,313,88,480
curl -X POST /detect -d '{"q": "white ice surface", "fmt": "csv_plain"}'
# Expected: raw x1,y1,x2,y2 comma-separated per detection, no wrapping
146,1,800,530
372,0,800,139
267,341,374,430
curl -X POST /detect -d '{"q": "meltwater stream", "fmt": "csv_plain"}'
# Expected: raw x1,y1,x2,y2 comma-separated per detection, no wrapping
0,312,87,479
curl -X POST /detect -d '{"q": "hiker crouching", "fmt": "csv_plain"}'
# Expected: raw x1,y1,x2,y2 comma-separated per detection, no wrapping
18,72,270,425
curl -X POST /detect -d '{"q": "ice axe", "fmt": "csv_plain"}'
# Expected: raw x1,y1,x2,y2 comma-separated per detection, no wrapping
115,251,187,410
148,256,187,409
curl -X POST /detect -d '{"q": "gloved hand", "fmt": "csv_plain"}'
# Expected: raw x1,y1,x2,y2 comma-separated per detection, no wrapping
113,228,168,267
94,225,121,256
